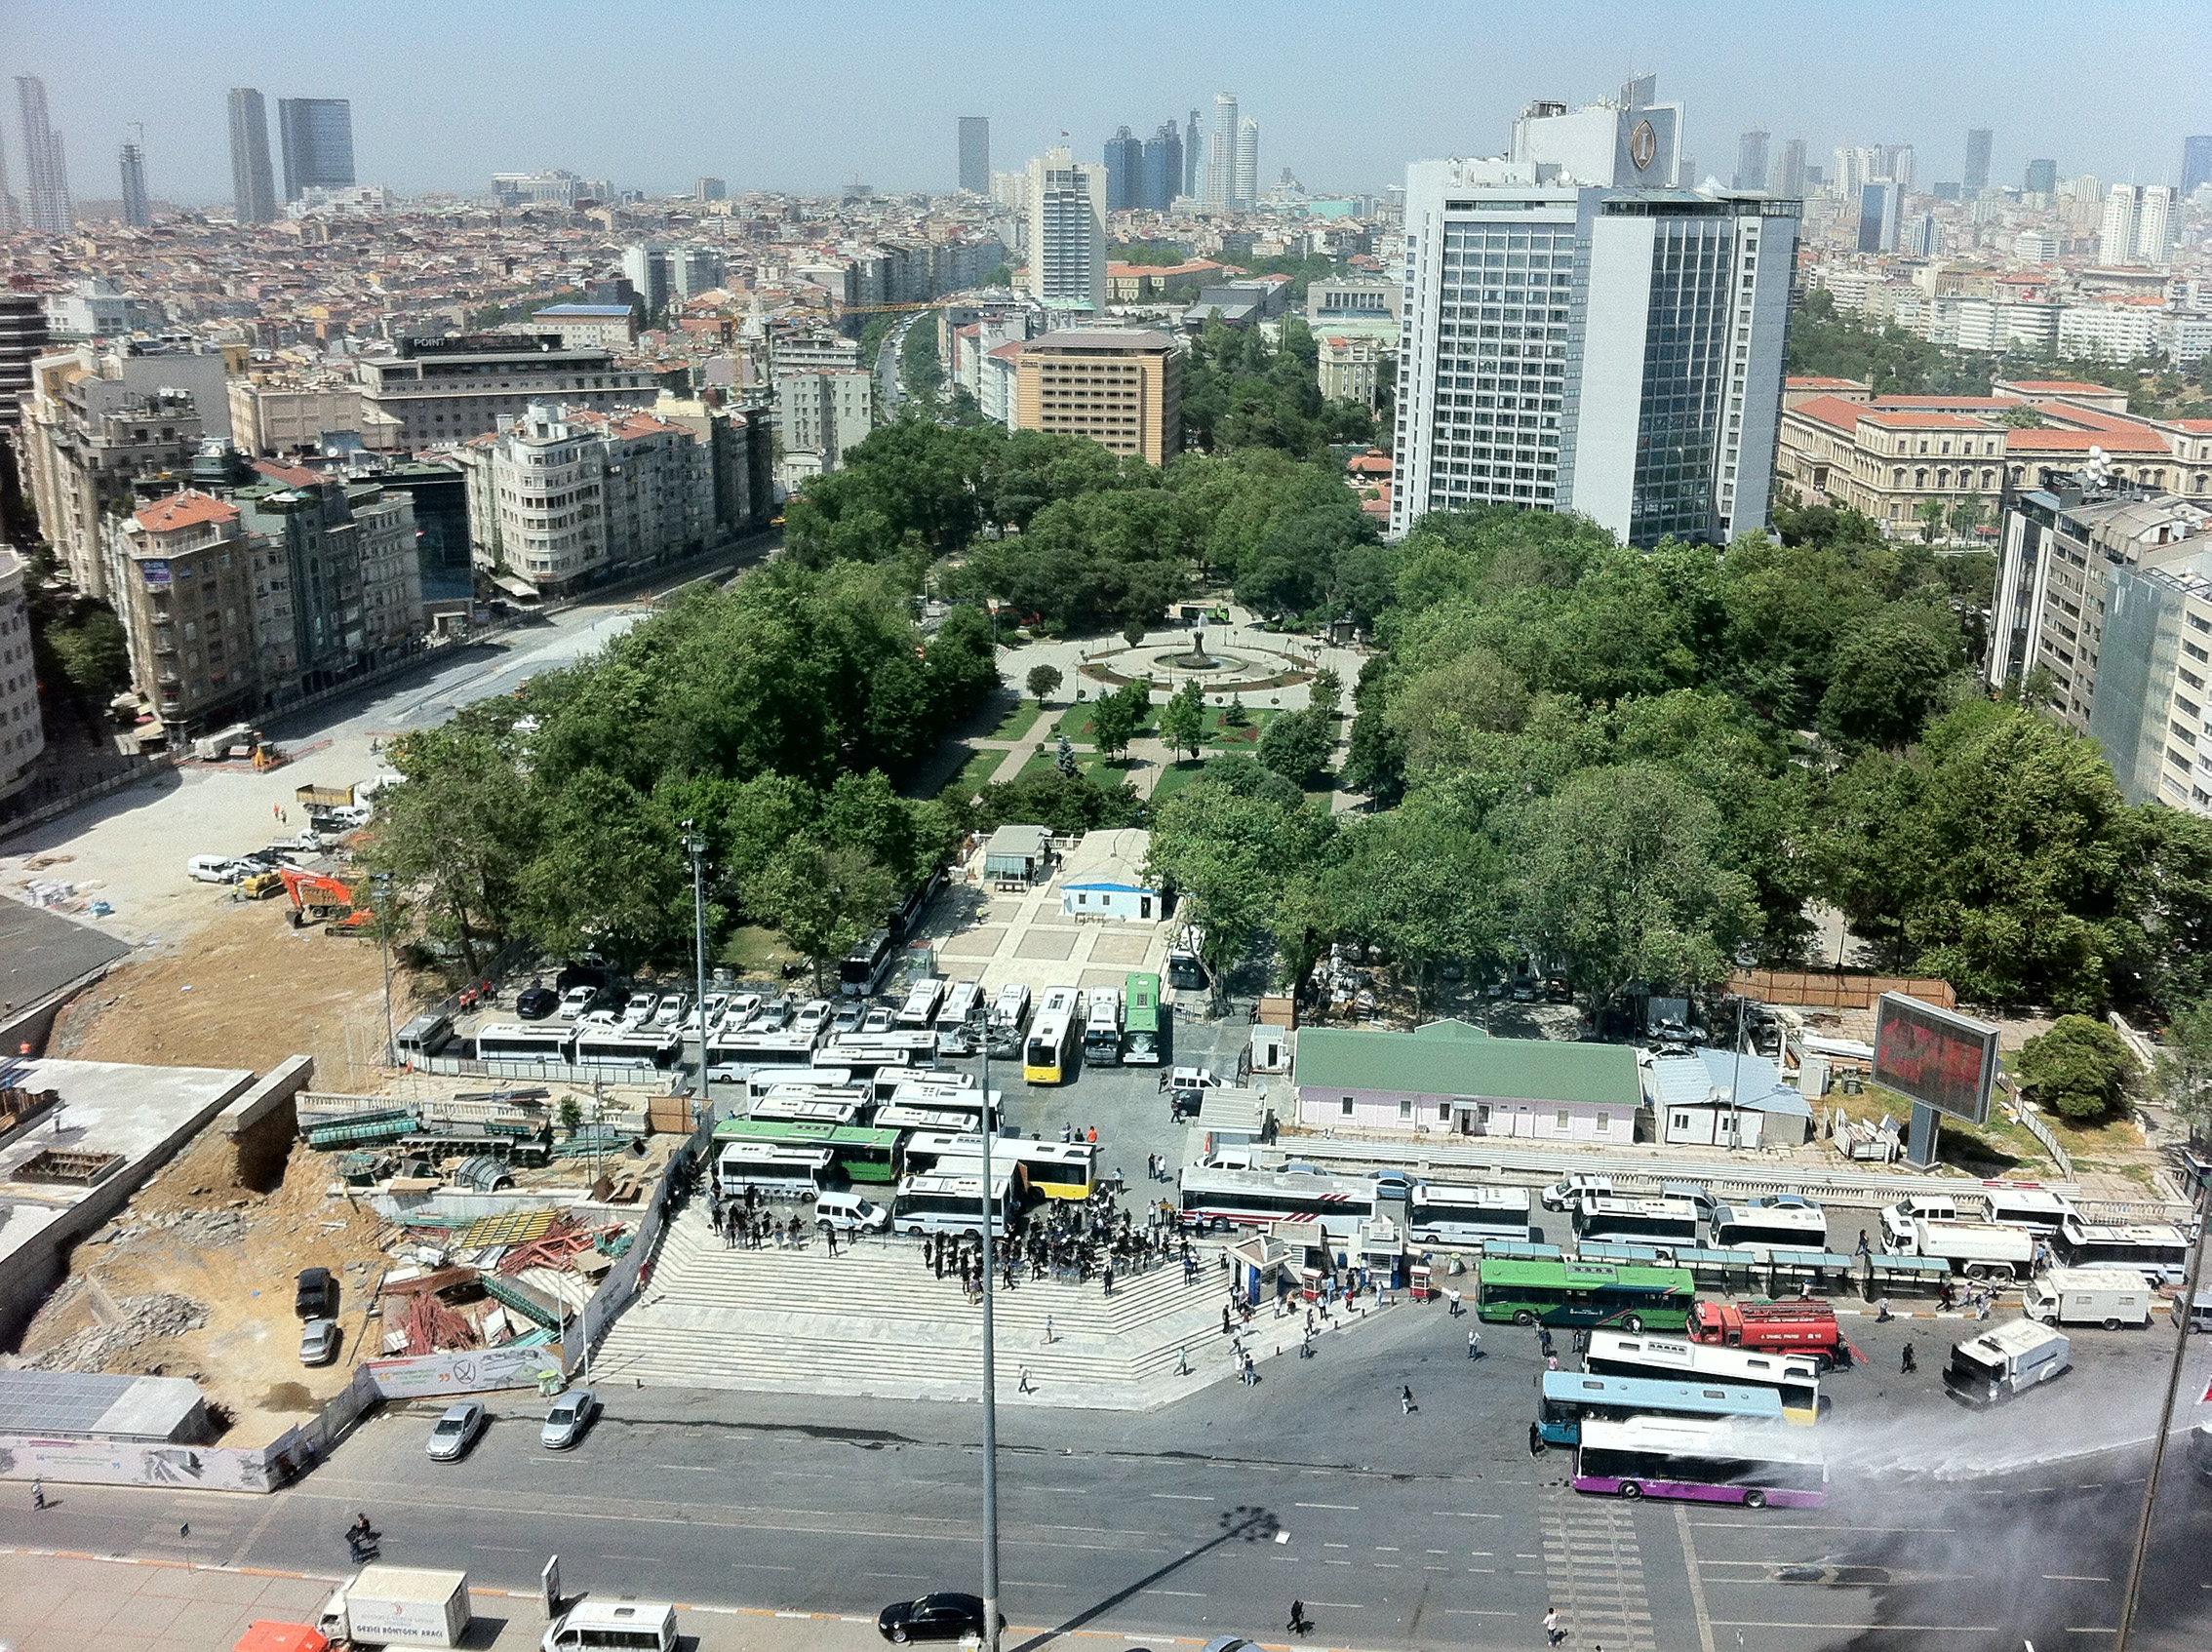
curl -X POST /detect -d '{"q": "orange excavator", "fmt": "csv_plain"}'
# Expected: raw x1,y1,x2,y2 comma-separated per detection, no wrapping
279,866,377,933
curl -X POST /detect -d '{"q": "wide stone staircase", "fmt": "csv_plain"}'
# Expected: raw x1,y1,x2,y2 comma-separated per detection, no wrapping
589,1204,1373,1409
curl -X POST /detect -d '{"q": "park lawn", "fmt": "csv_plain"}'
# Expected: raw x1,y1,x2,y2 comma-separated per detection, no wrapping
719,924,802,976
987,699,1047,741
936,746,1005,802
1200,705,1283,746
1056,703,1160,742
1016,746,1123,782
1149,757,1215,800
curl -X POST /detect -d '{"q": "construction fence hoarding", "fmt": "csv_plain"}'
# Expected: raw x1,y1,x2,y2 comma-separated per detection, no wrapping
1729,969,1955,1011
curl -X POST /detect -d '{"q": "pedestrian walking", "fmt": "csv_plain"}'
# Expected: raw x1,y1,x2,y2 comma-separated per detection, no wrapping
1018,1366,1034,1394
1876,1297,1894,1322
1538,1326,1556,1357
1546,1354,1560,1372
1045,1315,1055,1345
1901,1343,1917,1374
1468,1329,1481,1360
1402,1383,1418,1415
1223,1306,1234,1337
826,1227,838,1258
1288,1599,1310,1636
1855,1228,1872,1258
1543,1605,1562,1644
31,1479,45,1510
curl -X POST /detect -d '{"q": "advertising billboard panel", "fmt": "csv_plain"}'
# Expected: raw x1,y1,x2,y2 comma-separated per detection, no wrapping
1872,992,1998,1125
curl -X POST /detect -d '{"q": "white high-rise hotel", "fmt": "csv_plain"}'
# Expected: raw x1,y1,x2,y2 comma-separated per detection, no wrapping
1390,79,1799,547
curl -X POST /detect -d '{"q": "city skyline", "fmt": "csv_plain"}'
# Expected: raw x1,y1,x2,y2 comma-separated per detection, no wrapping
2,0,2205,207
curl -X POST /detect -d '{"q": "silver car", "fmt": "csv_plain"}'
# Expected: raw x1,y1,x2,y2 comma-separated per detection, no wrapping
425,1399,487,1462
540,1388,599,1451
298,1318,340,1366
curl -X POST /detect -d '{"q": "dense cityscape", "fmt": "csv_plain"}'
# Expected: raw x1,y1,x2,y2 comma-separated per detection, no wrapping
1,13,2211,1652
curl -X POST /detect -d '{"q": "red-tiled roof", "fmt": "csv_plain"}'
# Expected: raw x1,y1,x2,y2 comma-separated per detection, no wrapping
252,459,320,487
1873,396,2021,409
135,492,239,532
2003,426,2170,453
1784,395,1875,432
1857,409,1992,431
1786,374,1866,389
2004,379,2122,394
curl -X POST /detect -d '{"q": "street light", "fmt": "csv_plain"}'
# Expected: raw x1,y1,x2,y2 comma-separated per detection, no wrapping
683,820,711,1119
372,872,396,1068
978,1022,1003,1652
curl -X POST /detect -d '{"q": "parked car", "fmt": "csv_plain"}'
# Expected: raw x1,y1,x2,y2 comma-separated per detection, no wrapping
833,1003,866,1036
295,1266,336,1318
815,1191,891,1234
876,1593,1002,1644
186,855,240,884
299,1318,341,1365
861,1005,896,1035
540,1388,600,1450
750,999,791,1033
652,993,689,1030
795,999,832,1035
619,992,657,1030
557,985,601,1019
1540,1173,1613,1212
516,986,561,1021
425,1400,488,1462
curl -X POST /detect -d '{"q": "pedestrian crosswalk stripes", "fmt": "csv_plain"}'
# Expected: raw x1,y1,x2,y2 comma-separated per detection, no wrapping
1542,1507,1657,1652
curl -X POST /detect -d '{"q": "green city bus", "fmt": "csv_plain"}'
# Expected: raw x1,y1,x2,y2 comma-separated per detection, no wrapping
1476,1257,1695,1332
712,1117,904,1184
1124,971,1166,1066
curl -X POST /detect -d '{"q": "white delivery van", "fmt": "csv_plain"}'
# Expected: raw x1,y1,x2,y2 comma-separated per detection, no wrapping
320,1565,472,1647
2024,1266,2151,1329
1980,1184,2073,1234
541,1599,677,1651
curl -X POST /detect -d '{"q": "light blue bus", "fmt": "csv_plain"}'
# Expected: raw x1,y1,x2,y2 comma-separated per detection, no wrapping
1531,1369,1785,1453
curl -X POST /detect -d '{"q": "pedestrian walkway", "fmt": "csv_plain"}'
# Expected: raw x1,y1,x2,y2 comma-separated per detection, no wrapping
0,1547,1511,1652
590,1205,1384,1409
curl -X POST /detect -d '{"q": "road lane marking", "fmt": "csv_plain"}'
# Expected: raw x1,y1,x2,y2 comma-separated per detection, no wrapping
475,1545,530,1553
1692,1523,1954,1533
864,1574,925,1580
1711,1624,1998,1632
1434,1511,1502,1517
1303,1600,1363,1608
654,1464,717,1472
1142,1591,1207,1598
1149,1494,1213,1501
2044,1576,2112,1583
1444,1609,1516,1616
1296,1502,1358,1510
1675,1502,1718,1652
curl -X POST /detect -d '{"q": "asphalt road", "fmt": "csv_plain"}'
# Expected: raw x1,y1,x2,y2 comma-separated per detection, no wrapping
8,1245,2206,1652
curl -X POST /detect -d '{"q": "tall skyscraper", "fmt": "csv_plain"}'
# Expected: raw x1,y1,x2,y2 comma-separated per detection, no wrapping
1733,130,1769,191
1858,180,1903,253
277,97,354,201
958,116,990,194
1234,117,1259,210
2183,136,2212,197
2099,184,2173,265
118,142,149,226
15,75,73,232
621,242,671,315
1775,138,1806,198
1103,126,1141,212
2024,157,2057,194
1140,122,1182,212
1963,127,1993,193
1393,91,1797,547
0,115,19,233
1877,143,1916,194
227,89,277,222
1024,146,1108,309
1205,94,1238,210
1183,109,1201,198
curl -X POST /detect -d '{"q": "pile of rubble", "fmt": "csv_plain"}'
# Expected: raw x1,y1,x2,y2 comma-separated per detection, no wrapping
368,1211,633,1357
2,1283,209,1373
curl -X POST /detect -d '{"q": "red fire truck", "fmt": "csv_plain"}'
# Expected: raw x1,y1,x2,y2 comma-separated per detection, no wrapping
1689,1299,1858,1367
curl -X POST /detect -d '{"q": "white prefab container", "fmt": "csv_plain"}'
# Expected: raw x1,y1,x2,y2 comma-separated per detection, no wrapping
1979,1184,2073,1234
1943,1318,2071,1404
2024,1267,2152,1329
320,1565,472,1647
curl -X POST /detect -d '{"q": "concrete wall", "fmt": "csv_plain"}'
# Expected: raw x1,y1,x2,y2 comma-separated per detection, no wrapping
217,1052,313,1187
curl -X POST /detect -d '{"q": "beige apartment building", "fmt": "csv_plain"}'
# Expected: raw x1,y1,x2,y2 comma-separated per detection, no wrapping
1011,330,1181,467
1777,375,2212,536
109,492,260,735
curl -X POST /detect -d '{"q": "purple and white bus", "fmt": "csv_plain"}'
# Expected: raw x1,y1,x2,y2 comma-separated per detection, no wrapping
1572,1415,1828,1510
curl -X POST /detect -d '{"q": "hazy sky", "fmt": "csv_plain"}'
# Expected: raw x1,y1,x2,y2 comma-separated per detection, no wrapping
7,0,2208,207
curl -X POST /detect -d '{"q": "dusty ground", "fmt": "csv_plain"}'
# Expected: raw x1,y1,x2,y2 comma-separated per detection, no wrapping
14,1135,390,1447
47,896,416,1090
15,899,428,1443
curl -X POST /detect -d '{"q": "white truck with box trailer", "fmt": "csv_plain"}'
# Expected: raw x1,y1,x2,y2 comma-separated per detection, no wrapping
1884,1216,2035,1279
2024,1266,2152,1329
318,1565,472,1647
1943,1318,2072,1405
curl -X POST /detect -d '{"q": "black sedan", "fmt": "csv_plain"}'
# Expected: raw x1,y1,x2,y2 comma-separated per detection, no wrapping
877,1593,1003,1644
516,985,561,1020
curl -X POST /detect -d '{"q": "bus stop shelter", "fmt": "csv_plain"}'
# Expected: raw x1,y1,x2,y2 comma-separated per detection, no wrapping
1865,1252,1953,1298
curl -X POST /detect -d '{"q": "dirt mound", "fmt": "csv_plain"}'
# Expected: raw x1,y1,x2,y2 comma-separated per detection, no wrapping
10,1287,208,1373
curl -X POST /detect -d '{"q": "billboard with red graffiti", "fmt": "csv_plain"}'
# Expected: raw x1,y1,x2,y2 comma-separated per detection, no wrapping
1872,992,1999,1124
